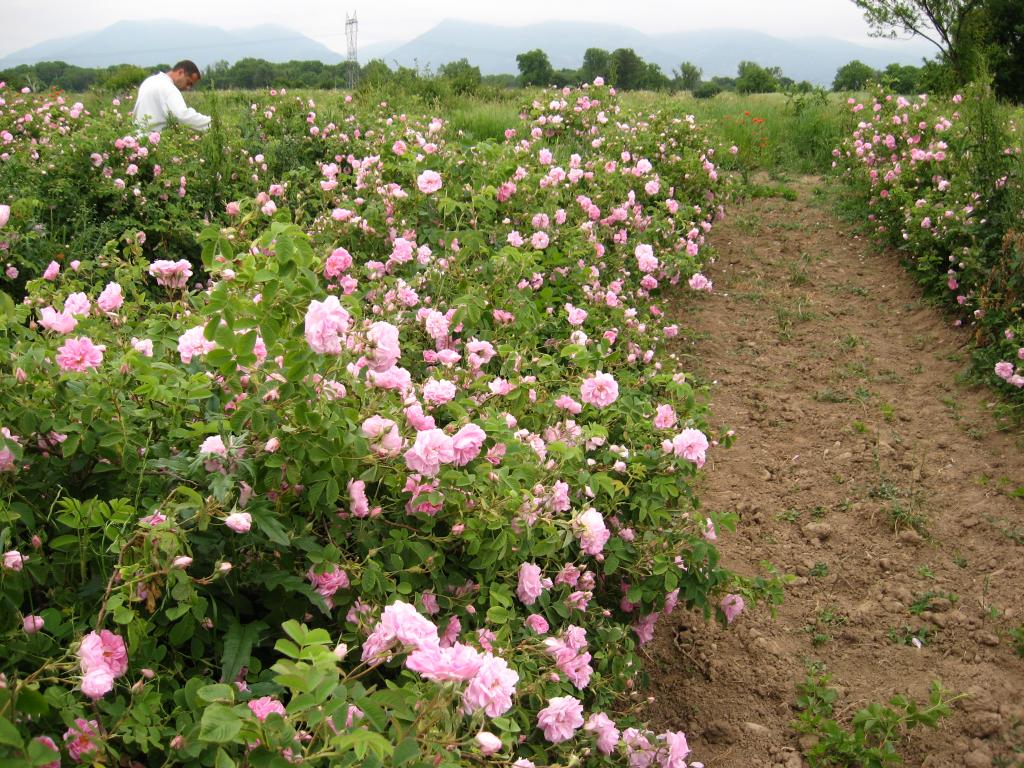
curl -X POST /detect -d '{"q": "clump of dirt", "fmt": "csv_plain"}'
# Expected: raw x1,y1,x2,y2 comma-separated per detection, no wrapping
645,177,1024,768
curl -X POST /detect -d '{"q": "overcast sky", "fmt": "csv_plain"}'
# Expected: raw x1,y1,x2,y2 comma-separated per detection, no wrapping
0,0,921,58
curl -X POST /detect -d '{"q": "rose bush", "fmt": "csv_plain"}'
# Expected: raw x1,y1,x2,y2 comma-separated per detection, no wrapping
0,80,778,766
831,87,1024,408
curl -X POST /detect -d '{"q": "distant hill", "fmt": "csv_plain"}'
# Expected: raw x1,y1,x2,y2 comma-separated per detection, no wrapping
0,20,345,69
371,19,936,85
0,17,936,85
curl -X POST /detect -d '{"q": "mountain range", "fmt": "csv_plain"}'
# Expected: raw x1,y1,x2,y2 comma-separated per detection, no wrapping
1,18,936,85
0,20,345,69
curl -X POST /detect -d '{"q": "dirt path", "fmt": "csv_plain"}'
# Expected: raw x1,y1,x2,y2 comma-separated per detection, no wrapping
645,177,1024,768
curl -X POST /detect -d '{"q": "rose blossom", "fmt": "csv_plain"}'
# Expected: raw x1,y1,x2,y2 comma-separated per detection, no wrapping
23,614,44,634
39,306,77,334
537,696,585,743
63,719,101,762
361,416,402,456
148,259,193,289
575,508,611,556
404,428,454,476
666,428,709,467
417,170,442,194
462,653,519,717
248,696,286,721
720,593,745,624
525,614,549,634
585,712,621,755
304,296,352,354
79,629,128,677
688,273,713,292
97,282,124,312
3,550,26,570
199,435,227,456
653,404,677,429
406,642,484,683
516,562,549,605
224,512,252,533
451,423,486,466
81,667,115,700
475,732,502,756
56,337,104,373
580,371,618,408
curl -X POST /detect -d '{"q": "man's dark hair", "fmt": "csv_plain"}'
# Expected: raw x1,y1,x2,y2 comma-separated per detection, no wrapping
172,60,201,78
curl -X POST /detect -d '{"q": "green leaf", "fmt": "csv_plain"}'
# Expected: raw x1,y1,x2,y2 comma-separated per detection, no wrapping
392,738,419,765
198,683,236,703
252,508,290,547
221,620,266,684
199,704,243,743
0,716,22,748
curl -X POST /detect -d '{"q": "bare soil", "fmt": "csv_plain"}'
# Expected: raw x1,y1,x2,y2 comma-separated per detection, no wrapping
645,177,1024,768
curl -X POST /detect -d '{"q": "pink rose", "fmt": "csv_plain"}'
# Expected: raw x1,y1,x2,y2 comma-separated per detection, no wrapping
0,204,9,228
404,428,454,476
516,562,549,606
43,261,60,281
248,696,286,721
667,428,709,467
23,614,44,634
537,696,584,743
199,436,227,456
64,292,91,317
97,282,124,312
462,653,519,717
39,307,77,334
417,170,442,194
575,508,610,556
361,416,402,456
653,404,677,430
131,337,154,357
422,378,457,405
451,423,486,466
78,629,128,677
406,642,484,683
580,371,618,408
525,614,549,634
585,712,621,755
325,246,353,278
995,361,1014,380
688,273,713,292
304,296,351,355
224,512,252,533
148,259,193,289
56,337,104,373
475,732,502,756
63,719,101,762
80,667,115,700
177,325,216,364
720,593,745,624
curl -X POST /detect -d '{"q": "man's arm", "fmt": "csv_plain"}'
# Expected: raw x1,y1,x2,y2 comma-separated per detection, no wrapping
164,82,212,131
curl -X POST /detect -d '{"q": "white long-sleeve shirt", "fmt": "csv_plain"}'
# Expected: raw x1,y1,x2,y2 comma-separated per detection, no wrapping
132,72,211,133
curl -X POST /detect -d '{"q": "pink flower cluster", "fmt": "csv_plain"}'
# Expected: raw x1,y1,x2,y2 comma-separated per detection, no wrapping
77,629,128,700
148,259,193,289
662,428,709,467
543,625,593,688
362,600,520,718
